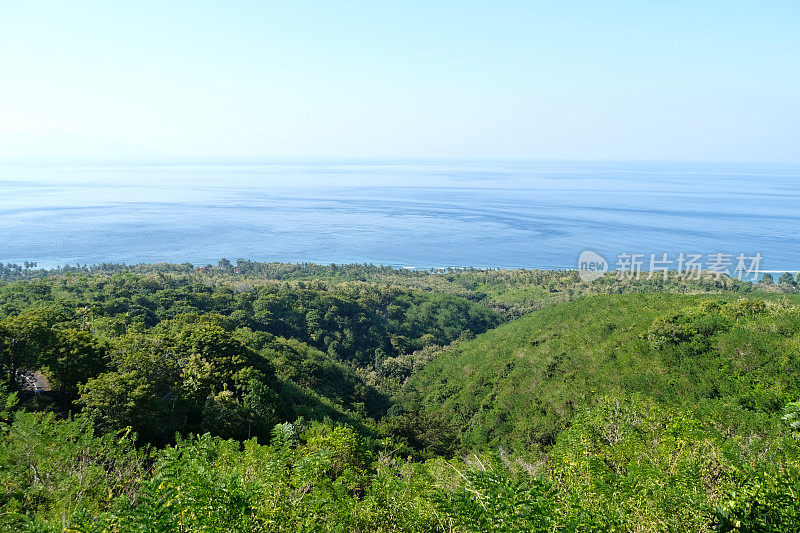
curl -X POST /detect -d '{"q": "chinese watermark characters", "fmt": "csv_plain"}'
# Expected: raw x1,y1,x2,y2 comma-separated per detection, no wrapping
578,251,763,282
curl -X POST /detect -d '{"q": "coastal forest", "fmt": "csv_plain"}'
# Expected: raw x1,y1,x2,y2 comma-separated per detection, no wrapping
1,260,800,531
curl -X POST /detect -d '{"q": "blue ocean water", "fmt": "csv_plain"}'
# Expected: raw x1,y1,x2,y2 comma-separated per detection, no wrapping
1,159,799,272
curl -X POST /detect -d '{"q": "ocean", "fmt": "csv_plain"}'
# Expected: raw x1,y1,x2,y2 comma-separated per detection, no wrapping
1,159,799,273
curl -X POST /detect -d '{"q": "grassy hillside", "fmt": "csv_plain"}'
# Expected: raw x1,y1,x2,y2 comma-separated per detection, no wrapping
402,292,800,455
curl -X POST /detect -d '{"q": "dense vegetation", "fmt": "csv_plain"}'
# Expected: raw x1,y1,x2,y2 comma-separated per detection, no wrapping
2,258,775,318
1,261,799,531
403,293,800,452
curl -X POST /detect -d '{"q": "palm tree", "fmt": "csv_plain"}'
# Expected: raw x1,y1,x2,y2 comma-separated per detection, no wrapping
77,306,94,331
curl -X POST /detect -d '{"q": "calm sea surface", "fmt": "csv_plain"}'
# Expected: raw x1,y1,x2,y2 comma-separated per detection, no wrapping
1,159,799,271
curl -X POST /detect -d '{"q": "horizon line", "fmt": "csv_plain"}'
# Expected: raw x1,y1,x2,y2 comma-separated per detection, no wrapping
1,155,799,166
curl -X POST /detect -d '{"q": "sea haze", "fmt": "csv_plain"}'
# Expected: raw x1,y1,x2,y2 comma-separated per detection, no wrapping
1,159,799,271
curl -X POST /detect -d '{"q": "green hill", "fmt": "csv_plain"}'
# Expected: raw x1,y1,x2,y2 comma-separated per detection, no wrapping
402,292,800,455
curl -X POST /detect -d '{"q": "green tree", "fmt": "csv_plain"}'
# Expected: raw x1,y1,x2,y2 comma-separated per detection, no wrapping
0,307,62,384
78,370,175,443
43,329,108,405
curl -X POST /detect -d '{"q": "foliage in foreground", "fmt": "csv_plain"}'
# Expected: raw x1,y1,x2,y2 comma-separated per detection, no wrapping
2,389,800,532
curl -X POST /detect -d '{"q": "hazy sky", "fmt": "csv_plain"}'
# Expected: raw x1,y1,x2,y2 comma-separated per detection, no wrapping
1,1,798,161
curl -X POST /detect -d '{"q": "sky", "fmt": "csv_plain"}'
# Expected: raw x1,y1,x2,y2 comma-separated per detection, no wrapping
0,1,798,162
